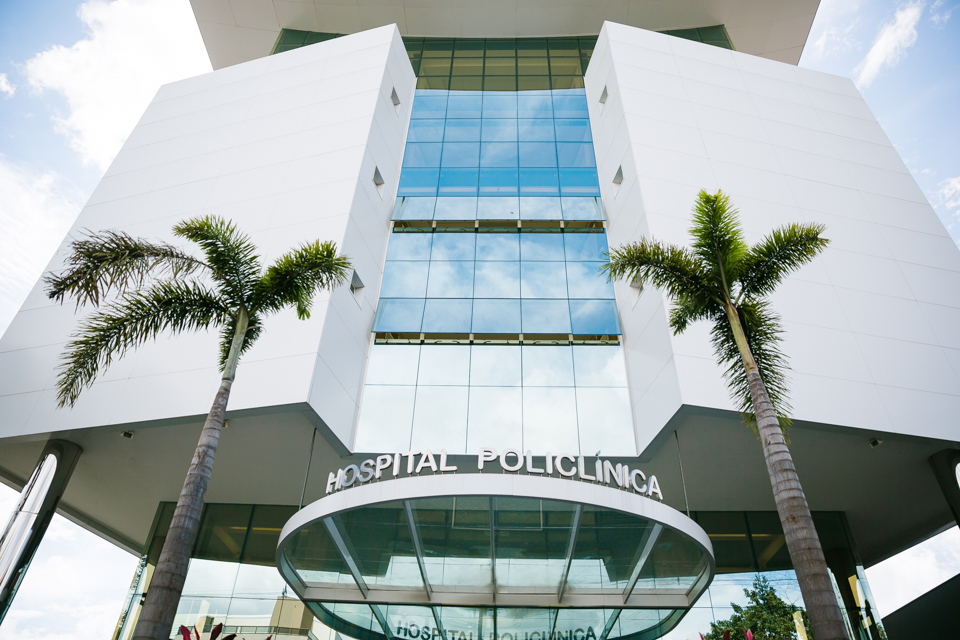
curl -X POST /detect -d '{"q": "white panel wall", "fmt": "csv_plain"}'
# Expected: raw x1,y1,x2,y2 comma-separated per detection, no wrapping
0,25,415,448
587,22,960,451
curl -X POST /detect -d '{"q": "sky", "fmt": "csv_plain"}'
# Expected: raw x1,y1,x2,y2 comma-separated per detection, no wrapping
0,0,958,636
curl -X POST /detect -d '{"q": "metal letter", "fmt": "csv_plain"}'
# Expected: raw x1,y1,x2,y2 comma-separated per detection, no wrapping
500,449,523,472
578,457,596,481
478,448,497,470
439,450,458,472
375,455,393,479
403,451,421,474
555,455,576,477
416,451,438,474
359,459,375,483
525,451,544,474
629,469,647,493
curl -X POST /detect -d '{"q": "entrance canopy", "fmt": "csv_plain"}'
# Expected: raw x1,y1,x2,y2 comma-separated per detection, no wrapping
276,475,714,640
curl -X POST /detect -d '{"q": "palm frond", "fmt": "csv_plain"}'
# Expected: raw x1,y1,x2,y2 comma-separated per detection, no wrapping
55,281,230,407
173,216,262,304
669,294,723,334
44,230,208,308
688,190,749,292
710,299,792,430
736,223,829,300
252,241,351,319
605,237,721,310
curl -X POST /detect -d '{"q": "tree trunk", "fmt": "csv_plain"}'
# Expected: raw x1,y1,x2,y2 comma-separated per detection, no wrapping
132,310,248,640
725,305,849,640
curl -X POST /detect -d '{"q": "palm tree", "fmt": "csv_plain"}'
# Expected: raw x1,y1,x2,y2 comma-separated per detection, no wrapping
45,215,351,640
606,190,847,639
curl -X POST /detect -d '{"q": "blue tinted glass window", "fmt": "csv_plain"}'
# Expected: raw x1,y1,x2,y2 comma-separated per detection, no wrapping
481,119,518,142
398,168,439,197
374,299,425,332
431,232,476,260
473,299,521,333
434,197,477,220
477,197,519,219
427,261,475,298
381,261,430,297
519,168,559,196
474,262,520,297
565,262,614,298
561,197,604,220
517,94,553,118
393,197,436,220
439,168,479,196
411,92,448,118
552,94,589,118
480,143,519,167
387,233,433,260
569,299,620,334
521,300,571,333
520,232,565,261
422,299,473,333
441,142,480,167
556,142,596,168
476,233,520,260
518,119,555,141
444,119,481,142
407,119,445,142
519,197,562,220
519,142,557,167
564,232,608,261
479,168,519,196
447,93,482,118
521,262,568,298
404,143,443,167
555,119,592,142
482,93,518,118
559,168,601,196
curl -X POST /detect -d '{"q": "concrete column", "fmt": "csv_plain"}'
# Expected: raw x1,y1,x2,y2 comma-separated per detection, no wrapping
0,440,82,621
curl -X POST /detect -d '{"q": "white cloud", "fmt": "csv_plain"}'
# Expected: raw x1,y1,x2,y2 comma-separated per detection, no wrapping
0,73,15,97
23,0,211,172
930,0,953,25
0,157,83,335
865,526,960,617
939,175,960,210
806,0,862,60
854,1,925,89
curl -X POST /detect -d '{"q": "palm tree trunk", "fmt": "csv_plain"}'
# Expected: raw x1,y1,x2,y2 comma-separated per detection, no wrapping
724,305,849,640
132,310,248,640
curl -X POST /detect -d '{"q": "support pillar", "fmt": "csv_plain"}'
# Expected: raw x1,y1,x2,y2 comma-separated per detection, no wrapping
929,449,960,529
0,440,82,621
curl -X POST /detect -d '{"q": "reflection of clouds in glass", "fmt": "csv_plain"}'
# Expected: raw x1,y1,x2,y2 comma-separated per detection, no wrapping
520,232,564,260
565,261,613,298
431,233,476,260
470,345,521,386
474,262,520,298
355,386,416,451
521,299,571,333
427,261,474,298
521,262,568,298
366,344,421,385
468,387,523,452
380,261,429,297
418,345,470,385
573,345,627,387
576,388,635,456
476,233,519,260
522,387,579,451
473,299,522,333
522,345,574,386
412,386,469,451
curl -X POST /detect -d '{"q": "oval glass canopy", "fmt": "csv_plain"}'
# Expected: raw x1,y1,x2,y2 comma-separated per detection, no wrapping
277,475,714,640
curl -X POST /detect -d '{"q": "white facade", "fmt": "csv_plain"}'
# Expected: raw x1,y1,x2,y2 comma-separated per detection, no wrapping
586,22,960,453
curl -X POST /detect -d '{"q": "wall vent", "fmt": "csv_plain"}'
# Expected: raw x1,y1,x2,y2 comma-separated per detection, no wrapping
613,166,623,185
391,87,401,106
599,86,608,104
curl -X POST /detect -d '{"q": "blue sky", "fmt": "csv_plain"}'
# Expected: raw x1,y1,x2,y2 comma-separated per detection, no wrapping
0,0,958,637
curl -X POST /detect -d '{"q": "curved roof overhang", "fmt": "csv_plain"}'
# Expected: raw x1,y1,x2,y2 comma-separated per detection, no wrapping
277,474,715,640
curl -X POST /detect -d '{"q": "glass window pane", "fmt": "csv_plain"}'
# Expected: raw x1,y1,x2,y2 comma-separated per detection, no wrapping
480,142,519,167
467,387,523,452
392,196,437,220
398,168,440,197
563,231,607,261
519,168,559,196
549,57,583,75
418,76,450,90
477,196,519,219
565,261,614,298
482,93,518,118
439,168,478,196
556,142,596,168
481,119,518,142
473,299,521,333
484,57,516,75
444,119,481,142
521,262,568,298
407,119,445,142
420,57,452,76
470,345,521,386
576,388,635,456
422,299,473,333
572,345,628,387
365,344,421,384
521,299,571,333
518,119,555,141
355,386,415,451
522,345,574,386
441,142,480,167
194,504,252,562
454,40,485,56
434,197,477,220
374,299,425,332
517,57,550,75
240,505,297,567
569,299,621,334
418,344,471,385
381,261,429,297
181,560,239,598
404,143,443,167
560,168,601,196
427,261,475,298
517,38,548,56
561,197,605,221
552,93,590,118
519,197,562,220
518,76,552,91
555,119,592,141
411,92,448,119
520,232,565,260
474,261,520,298
411,386,469,452
479,168,519,196
485,76,518,91
519,142,557,167
431,232,477,260
476,232,520,260
447,93,483,118
522,387,579,453
452,57,484,75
